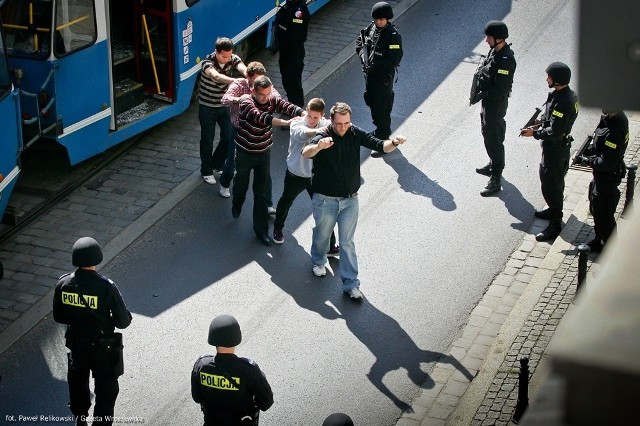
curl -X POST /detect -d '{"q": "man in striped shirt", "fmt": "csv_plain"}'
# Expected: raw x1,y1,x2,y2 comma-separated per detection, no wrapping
220,62,281,208
198,37,247,184
232,76,304,245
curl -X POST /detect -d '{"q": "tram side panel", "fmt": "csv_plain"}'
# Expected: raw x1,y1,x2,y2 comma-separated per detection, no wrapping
0,21,22,222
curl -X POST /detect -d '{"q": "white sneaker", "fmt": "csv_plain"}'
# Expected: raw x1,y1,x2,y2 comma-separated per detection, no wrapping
203,175,216,185
219,185,230,198
268,207,276,215
312,264,326,277
346,288,364,300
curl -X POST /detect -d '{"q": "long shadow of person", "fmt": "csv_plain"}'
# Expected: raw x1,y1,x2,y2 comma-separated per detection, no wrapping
257,239,473,411
377,150,456,212
339,300,474,411
498,178,536,232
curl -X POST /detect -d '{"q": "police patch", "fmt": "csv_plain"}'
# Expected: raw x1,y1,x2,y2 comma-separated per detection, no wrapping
389,44,400,49
292,19,303,24
552,110,564,118
497,69,509,75
200,372,240,390
62,291,98,309
604,140,617,149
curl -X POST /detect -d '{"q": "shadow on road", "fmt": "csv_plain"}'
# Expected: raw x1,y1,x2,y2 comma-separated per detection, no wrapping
499,178,535,232
255,240,473,411
378,150,456,211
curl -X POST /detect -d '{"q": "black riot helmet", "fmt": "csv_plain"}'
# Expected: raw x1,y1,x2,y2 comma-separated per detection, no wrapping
371,2,393,19
484,20,509,39
546,62,571,85
72,237,104,267
208,314,242,347
323,413,355,426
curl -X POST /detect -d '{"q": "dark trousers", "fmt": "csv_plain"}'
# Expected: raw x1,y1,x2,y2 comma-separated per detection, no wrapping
589,177,621,243
539,144,570,219
67,346,119,426
233,149,270,237
364,75,394,139
274,170,336,246
199,104,232,175
279,44,305,107
481,99,508,175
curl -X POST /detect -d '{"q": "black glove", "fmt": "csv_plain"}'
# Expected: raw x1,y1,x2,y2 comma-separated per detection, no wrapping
577,155,591,167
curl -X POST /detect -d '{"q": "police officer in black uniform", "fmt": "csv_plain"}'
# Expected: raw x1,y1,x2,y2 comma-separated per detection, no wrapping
356,2,403,141
53,237,132,426
576,110,629,252
521,62,579,241
473,20,516,196
272,0,309,108
191,314,274,425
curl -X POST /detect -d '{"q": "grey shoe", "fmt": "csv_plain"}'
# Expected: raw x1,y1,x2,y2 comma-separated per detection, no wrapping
345,287,364,300
312,264,326,277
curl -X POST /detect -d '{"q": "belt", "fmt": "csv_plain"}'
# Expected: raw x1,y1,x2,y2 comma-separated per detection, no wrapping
317,192,358,200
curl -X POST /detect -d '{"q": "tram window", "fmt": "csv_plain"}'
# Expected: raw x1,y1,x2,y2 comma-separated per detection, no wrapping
54,0,96,57
0,0,53,58
1,36,11,99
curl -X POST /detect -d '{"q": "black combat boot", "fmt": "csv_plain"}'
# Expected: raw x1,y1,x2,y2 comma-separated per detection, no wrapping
476,163,492,177
536,219,562,241
480,175,501,197
534,208,553,219
586,237,604,253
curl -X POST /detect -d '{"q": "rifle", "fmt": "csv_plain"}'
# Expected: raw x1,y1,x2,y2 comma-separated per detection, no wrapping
469,54,486,105
572,135,594,165
519,107,542,136
359,28,370,76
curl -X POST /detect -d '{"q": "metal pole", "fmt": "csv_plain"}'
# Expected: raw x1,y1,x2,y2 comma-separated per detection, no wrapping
623,164,637,216
512,357,530,424
577,244,591,292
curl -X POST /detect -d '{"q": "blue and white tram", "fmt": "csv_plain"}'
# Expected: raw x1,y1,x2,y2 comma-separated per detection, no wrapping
0,0,331,220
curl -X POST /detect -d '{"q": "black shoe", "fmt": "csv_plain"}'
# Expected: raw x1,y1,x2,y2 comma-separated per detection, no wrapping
534,208,553,220
536,220,562,241
476,163,492,177
371,151,385,158
586,238,604,253
480,175,501,197
232,205,241,218
257,234,273,246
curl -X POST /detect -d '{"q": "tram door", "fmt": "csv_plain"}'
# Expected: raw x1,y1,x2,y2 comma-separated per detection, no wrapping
0,4,23,223
109,0,174,127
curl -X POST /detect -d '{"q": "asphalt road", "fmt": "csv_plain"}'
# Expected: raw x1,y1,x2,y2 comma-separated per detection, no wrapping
0,0,602,424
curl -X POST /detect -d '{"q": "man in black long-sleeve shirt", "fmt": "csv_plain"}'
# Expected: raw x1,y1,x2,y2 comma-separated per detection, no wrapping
521,62,579,241
302,102,406,300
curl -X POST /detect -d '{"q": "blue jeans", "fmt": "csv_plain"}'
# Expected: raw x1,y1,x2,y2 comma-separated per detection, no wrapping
219,126,239,188
311,193,360,291
199,104,232,176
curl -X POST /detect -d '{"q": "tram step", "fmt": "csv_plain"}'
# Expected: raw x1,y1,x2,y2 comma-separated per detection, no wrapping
113,55,135,83
114,78,144,115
